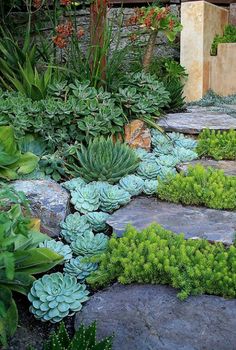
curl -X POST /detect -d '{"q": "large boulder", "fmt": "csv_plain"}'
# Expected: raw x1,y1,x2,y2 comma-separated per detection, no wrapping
13,180,70,237
75,283,236,350
125,119,151,151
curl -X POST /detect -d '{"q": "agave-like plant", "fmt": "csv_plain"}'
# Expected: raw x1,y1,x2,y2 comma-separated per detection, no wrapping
99,185,131,213
85,211,110,232
60,213,92,243
28,272,89,323
119,175,144,196
64,257,98,281
71,184,100,213
39,240,72,262
71,231,109,257
68,137,140,184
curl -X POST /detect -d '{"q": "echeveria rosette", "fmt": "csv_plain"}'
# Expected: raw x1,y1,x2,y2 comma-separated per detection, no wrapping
64,257,98,281
62,177,87,191
39,240,72,262
136,161,161,180
143,180,158,195
71,184,100,213
71,231,109,257
158,166,177,179
151,129,172,148
173,147,198,163
168,132,197,150
28,272,89,323
156,155,179,168
99,185,131,213
119,175,144,196
60,212,92,243
85,211,110,232
135,148,156,162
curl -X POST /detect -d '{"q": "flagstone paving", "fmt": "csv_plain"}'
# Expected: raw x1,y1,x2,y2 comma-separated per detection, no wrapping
107,196,236,245
177,159,236,176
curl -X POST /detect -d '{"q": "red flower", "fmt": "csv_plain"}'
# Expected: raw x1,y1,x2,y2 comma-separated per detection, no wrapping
169,19,175,30
56,21,73,37
52,35,68,49
144,16,152,28
129,33,137,42
60,0,72,5
77,27,85,39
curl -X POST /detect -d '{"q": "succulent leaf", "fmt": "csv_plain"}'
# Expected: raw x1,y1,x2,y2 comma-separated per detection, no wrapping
71,231,109,257
119,175,144,196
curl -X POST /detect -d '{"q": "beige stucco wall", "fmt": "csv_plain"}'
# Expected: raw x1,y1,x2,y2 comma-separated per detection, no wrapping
210,43,236,96
181,1,229,102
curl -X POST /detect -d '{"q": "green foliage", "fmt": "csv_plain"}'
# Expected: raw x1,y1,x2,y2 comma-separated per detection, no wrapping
60,213,92,243
0,184,63,347
69,137,140,184
39,240,72,262
0,84,125,148
71,231,109,257
28,272,89,323
85,212,110,232
197,129,236,160
115,72,170,121
39,152,67,181
0,126,39,180
211,24,236,56
30,321,113,350
64,257,98,281
87,223,236,300
119,175,144,196
157,165,236,210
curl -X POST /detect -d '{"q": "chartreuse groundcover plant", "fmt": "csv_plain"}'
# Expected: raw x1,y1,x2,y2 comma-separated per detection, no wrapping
157,165,236,210
0,184,63,348
197,129,236,160
87,223,236,300
29,321,113,350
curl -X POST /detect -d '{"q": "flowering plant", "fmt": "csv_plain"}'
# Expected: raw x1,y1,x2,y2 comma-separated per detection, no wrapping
127,6,182,70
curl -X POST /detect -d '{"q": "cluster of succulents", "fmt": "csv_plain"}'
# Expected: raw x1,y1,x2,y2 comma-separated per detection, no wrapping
85,211,110,232
28,272,89,323
60,212,92,243
39,240,72,262
71,231,109,257
64,257,98,281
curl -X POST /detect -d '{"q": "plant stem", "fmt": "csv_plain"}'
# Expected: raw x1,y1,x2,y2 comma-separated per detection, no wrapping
143,30,158,72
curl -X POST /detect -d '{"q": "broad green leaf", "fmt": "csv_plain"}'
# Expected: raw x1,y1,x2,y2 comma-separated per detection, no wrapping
13,152,39,175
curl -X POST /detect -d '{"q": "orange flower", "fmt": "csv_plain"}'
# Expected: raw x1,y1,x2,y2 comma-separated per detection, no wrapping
33,0,41,8
129,33,137,42
77,27,85,39
52,35,68,49
56,21,73,37
169,19,175,30
60,0,72,5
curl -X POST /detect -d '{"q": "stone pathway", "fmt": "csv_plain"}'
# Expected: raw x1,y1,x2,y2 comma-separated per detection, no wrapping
75,283,236,350
177,159,236,176
107,196,236,244
158,107,236,134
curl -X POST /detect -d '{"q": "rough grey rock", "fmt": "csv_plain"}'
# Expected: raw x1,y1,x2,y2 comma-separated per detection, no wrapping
107,196,236,244
13,180,70,237
177,159,236,176
158,108,236,134
75,283,236,350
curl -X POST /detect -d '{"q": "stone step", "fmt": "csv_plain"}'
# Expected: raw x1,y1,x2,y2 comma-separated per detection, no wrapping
177,159,236,176
158,107,236,134
75,283,236,350
107,196,236,245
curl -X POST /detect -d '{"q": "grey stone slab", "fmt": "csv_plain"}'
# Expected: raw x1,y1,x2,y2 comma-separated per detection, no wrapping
107,196,236,244
177,160,236,176
75,283,236,350
158,109,236,134
13,180,70,237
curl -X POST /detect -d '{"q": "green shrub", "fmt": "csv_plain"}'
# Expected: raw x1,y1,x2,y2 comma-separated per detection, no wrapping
197,129,236,160
0,184,63,347
69,137,140,184
87,223,236,300
29,321,113,350
157,165,236,210
211,24,236,56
